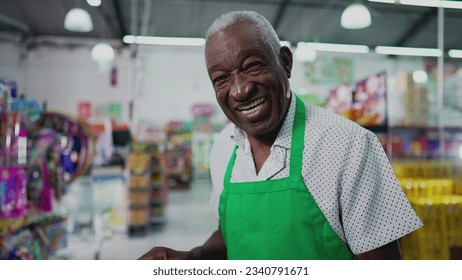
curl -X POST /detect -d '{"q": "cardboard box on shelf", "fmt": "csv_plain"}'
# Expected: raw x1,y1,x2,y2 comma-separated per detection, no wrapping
126,153,150,173
401,196,462,259
129,191,150,206
129,174,150,189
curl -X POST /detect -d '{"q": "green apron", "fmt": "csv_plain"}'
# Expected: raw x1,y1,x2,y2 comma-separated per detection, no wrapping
218,95,354,260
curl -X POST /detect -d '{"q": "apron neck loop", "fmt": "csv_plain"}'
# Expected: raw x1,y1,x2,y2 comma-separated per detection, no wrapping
289,95,306,176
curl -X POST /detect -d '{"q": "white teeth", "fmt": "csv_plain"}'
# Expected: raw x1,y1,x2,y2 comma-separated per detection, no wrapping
243,106,259,115
238,97,265,111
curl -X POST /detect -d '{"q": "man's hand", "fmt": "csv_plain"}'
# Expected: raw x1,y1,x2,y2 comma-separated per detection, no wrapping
138,227,226,260
138,247,197,260
355,240,402,260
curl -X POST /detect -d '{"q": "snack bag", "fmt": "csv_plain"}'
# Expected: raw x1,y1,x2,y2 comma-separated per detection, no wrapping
0,167,28,218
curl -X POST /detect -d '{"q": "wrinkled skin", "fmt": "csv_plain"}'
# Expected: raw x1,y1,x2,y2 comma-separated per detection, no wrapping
205,22,293,173
205,22,293,144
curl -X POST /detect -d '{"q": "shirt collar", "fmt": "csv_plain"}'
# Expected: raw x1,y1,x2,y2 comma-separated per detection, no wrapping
230,92,296,152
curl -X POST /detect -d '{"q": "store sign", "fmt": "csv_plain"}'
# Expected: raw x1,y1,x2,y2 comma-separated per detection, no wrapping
303,57,353,85
192,103,215,117
77,101,92,121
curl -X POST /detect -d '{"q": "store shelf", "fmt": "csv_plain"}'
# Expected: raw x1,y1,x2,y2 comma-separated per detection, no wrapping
386,125,462,160
392,161,462,260
0,214,67,260
163,122,192,190
0,90,95,259
126,142,168,236
390,125,462,131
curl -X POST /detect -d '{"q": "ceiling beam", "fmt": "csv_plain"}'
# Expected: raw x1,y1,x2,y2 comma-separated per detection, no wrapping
394,8,437,47
289,1,461,18
0,12,30,33
94,7,119,38
273,0,290,31
112,0,128,39
152,0,278,5
11,0,37,35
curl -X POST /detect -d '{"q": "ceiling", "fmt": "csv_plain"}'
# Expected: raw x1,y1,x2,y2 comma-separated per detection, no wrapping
1,0,462,52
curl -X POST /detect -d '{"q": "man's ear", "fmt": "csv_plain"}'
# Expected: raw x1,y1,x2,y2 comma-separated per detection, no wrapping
279,46,293,78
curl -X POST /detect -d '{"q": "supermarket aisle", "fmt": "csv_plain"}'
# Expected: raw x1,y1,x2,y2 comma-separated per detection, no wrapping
64,178,218,260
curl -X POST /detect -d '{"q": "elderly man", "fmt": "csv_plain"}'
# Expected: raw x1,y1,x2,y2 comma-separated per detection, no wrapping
139,10,422,260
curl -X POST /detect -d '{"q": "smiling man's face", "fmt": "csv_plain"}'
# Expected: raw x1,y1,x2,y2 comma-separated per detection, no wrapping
205,21,292,138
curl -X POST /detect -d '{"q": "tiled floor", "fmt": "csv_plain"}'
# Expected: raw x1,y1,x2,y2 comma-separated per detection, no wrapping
62,178,218,260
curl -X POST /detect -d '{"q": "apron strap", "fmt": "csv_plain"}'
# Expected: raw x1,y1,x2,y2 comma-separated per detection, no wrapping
223,145,238,184
289,95,306,177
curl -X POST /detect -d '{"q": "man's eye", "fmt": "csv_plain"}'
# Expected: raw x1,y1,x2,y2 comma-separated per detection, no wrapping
244,61,262,72
213,76,228,86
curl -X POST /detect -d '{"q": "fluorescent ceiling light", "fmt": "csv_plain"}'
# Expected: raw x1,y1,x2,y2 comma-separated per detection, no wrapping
64,8,93,32
123,35,205,46
305,42,370,53
295,42,317,63
87,0,102,7
401,0,462,9
341,3,372,29
448,49,462,58
375,46,442,57
442,1,462,9
399,0,440,7
368,0,396,3
123,35,136,44
280,41,291,48
368,0,462,9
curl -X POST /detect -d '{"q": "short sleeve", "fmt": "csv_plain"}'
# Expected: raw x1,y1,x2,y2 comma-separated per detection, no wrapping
340,131,423,255
209,124,235,218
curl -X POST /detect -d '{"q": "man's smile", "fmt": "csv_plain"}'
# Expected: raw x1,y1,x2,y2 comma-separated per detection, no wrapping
235,97,267,116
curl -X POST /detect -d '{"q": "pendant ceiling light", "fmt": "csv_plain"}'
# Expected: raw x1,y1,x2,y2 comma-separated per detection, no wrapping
412,70,428,84
64,8,93,32
91,42,115,62
91,42,115,72
87,0,102,7
340,3,372,29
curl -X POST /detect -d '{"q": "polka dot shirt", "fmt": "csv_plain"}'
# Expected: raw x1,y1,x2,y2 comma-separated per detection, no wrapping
209,93,423,255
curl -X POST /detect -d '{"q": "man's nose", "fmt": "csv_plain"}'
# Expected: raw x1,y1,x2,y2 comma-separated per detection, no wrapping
230,74,254,100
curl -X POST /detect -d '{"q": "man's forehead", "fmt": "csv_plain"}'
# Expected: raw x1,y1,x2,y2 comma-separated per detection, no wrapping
208,21,262,43
206,25,267,52
206,47,267,70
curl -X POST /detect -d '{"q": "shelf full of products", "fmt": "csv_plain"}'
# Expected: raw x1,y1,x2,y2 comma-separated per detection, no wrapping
0,80,94,259
126,142,168,236
392,160,462,260
163,121,192,190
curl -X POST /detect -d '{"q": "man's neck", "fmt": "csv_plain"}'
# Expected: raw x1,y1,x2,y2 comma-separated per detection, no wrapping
248,136,273,175
247,93,292,174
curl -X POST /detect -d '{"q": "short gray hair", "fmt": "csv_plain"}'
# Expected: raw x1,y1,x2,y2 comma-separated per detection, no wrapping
205,10,281,54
